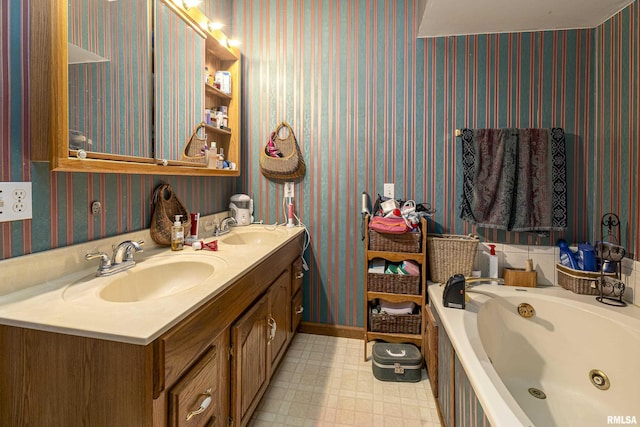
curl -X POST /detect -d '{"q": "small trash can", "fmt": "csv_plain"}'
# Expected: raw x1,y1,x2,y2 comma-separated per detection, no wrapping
372,342,422,382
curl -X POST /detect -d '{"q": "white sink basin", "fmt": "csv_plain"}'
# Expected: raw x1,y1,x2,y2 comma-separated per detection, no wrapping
99,261,215,302
62,255,225,303
221,230,280,245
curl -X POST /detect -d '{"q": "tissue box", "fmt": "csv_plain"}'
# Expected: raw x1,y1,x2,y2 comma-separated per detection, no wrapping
503,268,537,287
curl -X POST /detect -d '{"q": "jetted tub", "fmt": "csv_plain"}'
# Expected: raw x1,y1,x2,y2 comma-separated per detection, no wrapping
429,284,640,427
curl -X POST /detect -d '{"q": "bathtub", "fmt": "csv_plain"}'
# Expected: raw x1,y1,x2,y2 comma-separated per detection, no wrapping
428,284,640,427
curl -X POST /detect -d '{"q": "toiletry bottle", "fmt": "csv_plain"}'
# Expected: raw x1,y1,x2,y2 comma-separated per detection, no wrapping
488,244,498,284
171,215,184,251
210,142,218,169
217,147,224,169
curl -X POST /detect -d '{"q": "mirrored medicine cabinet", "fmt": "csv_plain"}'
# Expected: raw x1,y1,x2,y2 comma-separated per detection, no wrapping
32,0,241,176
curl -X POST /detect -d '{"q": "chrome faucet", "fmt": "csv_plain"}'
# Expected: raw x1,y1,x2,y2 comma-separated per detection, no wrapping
86,240,144,276
215,217,237,236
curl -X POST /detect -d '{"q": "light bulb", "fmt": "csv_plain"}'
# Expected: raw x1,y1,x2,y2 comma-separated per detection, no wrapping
208,22,224,32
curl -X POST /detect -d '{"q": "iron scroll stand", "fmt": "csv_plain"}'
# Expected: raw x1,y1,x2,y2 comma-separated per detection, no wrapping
596,213,627,307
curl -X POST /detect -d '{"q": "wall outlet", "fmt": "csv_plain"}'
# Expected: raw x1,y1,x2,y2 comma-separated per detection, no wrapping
284,182,294,198
0,182,32,222
383,183,395,199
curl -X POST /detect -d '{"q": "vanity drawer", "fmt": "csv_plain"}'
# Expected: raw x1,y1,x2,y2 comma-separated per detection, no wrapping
169,347,219,427
292,257,304,296
291,289,303,333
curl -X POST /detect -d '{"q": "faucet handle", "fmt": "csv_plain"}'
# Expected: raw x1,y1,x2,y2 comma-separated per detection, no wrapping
85,251,111,272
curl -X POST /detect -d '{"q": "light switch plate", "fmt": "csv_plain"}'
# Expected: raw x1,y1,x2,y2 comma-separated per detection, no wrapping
0,182,33,222
284,182,294,198
383,183,394,199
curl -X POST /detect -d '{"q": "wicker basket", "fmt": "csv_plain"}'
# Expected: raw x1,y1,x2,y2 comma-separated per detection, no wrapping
367,273,421,295
556,264,616,295
369,311,422,335
426,234,479,283
369,230,421,253
181,123,208,164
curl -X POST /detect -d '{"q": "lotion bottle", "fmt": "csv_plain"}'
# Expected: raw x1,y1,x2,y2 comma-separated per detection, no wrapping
488,244,498,284
171,215,184,251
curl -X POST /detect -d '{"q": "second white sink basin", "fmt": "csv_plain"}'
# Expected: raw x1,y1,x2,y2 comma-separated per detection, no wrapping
99,261,215,302
221,231,279,245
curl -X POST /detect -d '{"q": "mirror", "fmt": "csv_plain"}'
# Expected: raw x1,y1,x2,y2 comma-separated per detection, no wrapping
42,0,241,176
154,0,205,163
67,0,153,159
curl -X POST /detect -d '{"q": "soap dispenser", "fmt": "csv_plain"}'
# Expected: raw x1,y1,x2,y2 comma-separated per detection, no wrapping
171,215,184,251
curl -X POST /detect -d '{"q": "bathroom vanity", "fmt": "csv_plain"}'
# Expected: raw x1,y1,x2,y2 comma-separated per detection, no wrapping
0,226,305,427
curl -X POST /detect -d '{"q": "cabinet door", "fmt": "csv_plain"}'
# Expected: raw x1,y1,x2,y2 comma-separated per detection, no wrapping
425,304,438,398
268,269,291,371
231,295,269,427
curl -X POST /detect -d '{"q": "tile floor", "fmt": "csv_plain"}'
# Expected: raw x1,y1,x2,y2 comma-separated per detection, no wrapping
249,333,441,427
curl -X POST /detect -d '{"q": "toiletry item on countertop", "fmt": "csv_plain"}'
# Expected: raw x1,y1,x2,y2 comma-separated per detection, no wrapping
487,244,498,284
186,213,200,243
171,215,184,251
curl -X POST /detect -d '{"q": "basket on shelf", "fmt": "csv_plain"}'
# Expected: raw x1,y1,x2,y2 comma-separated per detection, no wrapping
181,123,208,164
369,230,421,253
426,234,479,283
556,264,616,295
369,311,422,335
367,273,421,295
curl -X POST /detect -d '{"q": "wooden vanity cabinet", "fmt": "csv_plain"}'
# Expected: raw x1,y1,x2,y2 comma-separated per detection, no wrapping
0,233,304,427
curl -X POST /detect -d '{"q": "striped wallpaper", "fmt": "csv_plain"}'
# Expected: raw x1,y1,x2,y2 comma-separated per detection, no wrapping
1,0,639,329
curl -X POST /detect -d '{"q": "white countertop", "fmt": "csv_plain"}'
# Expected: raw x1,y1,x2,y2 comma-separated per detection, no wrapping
0,224,306,345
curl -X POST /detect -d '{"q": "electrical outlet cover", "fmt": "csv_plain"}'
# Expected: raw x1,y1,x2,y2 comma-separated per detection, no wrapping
0,182,32,222
284,182,295,198
383,183,395,199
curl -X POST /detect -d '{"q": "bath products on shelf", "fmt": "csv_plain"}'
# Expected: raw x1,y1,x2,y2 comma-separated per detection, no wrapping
171,215,184,251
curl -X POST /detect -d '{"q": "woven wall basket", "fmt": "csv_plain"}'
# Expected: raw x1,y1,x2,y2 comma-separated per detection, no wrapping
181,122,207,164
259,121,306,180
150,184,191,245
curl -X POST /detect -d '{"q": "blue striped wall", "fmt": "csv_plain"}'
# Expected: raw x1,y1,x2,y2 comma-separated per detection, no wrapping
233,0,596,325
1,0,639,330
593,3,640,258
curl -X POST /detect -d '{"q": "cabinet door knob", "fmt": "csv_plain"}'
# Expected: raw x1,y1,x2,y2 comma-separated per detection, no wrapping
295,272,304,279
185,388,213,421
295,305,304,315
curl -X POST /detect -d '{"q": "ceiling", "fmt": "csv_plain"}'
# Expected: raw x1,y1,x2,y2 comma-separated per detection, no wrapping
417,0,634,37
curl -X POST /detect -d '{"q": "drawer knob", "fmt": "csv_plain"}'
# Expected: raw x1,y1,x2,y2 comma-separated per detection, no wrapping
185,388,213,421
295,305,304,315
295,272,304,279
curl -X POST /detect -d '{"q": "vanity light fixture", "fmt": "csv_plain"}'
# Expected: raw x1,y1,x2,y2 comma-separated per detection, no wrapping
182,0,201,10
226,38,241,48
208,21,224,32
